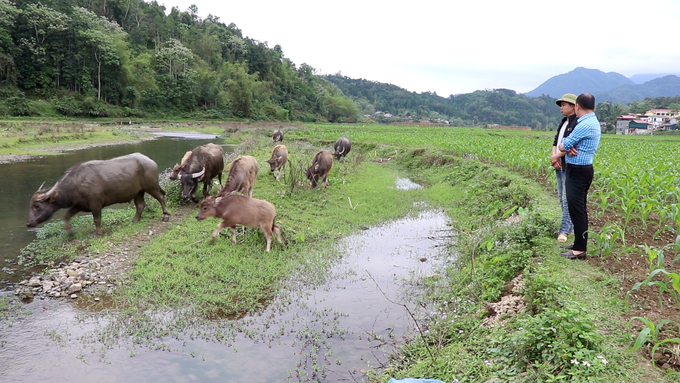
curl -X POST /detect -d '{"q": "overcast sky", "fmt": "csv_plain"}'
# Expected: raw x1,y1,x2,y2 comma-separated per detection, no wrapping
163,0,680,97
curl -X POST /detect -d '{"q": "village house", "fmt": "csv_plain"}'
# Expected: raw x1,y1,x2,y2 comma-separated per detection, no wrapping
616,109,679,134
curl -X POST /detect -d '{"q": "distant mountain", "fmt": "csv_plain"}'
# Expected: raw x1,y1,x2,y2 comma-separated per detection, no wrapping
525,67,633,98
325,75,562,129
595,75,680,103
629,73,680,84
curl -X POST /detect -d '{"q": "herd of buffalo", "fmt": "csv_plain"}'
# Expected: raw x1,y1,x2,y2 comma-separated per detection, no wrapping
26,130,352,252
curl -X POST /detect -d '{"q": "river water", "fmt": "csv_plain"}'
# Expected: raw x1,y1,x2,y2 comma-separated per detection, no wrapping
0,133,225,288
1,208,452,382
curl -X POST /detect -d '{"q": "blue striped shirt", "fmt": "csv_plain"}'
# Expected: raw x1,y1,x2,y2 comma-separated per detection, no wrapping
561,112,601,165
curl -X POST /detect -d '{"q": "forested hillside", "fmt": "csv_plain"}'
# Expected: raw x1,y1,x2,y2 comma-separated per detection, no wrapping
325,75,563,129
0,0,359,122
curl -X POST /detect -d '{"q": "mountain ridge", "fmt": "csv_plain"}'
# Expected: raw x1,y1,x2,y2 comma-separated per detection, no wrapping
525,67,680,103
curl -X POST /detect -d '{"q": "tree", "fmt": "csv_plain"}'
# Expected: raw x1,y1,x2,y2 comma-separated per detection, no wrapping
0,0,19,84
154,38,193,79
71,7,125,101
16,3,69,89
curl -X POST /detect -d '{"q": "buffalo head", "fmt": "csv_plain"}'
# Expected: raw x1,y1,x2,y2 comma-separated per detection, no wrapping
26,182,59,228
180,167,205,200
266,156,282,172
195,196,218,220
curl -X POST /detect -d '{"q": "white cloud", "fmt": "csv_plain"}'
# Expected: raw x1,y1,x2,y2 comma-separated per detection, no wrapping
163,0,680,96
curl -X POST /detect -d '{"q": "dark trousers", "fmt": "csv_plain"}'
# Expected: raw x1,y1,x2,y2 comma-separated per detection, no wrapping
565,164,594,252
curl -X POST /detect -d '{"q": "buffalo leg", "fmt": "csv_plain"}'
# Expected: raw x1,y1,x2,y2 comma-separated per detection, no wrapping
210,221,227,243
203,181,210,199
230,226,238,245
260,223,273,252
92,209,104,236
132,191,146,223
63,206,81,235
273,224,283,244
146,187,170,222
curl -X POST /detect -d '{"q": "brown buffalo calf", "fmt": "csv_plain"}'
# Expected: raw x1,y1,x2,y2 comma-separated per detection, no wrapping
195,194,283,252
266,145,288,182
169,151,193,180
306,150,333,189
219,155,258,197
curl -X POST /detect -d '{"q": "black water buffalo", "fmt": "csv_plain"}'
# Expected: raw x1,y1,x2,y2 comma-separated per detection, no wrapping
306,150,333,189
333,137,351,161
219,155,258,197
272,129,283,143
26,153,170,236
266,145,288,182
179,143,224,201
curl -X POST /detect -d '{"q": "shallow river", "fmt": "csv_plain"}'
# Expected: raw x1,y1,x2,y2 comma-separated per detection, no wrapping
1,208,452,382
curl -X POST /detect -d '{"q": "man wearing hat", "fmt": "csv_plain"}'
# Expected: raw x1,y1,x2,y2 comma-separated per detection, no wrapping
557,93,601,260
549,93,577,243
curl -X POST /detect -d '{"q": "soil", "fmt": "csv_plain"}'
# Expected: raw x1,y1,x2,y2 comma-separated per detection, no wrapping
587,210,680,370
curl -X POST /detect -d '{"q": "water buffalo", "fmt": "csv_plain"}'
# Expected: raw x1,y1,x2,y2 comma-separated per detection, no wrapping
169,151,193,180
195,194,283,252
26,153,170,236
266,145,288,182
272,129,283,143
306,150,333,189
219,155,258,197
333,137,351,161
179,143,224,201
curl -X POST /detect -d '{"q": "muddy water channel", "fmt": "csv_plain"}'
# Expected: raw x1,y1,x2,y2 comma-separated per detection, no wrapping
1,208,453,382
0,133,225,287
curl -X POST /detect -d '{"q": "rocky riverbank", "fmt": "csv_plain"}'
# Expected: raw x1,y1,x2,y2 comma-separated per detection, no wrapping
16,254,121,299
14,204,193,301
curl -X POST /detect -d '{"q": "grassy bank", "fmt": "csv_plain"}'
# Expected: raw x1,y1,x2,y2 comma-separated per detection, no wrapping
10,123,671,381
374,149,659,382
0,119,237,157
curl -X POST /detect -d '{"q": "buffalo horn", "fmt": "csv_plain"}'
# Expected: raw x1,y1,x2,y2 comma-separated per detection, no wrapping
35,182,58,201
192,167,206,179
37,181,45,191
45,182,59,198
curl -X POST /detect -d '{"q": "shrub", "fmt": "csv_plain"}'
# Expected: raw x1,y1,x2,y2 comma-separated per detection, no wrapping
490,307,606,380
52,97,83,116
3,95,33,116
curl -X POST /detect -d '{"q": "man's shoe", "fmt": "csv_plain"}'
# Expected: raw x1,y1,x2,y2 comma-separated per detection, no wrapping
560,250,586,260
560,243,574,249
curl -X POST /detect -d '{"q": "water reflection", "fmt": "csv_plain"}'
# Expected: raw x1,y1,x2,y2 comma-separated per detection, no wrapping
394,177,422,190
0,135,233,288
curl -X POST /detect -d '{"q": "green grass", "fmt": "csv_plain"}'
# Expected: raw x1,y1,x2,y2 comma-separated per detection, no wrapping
123,148,421,315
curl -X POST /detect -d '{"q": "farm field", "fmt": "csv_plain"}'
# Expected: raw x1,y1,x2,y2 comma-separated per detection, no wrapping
2,122,679,382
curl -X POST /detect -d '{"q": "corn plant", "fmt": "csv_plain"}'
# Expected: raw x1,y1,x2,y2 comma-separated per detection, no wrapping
629,317,680,367
634,244,665,273
592,224,627,259
627,268,680,311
